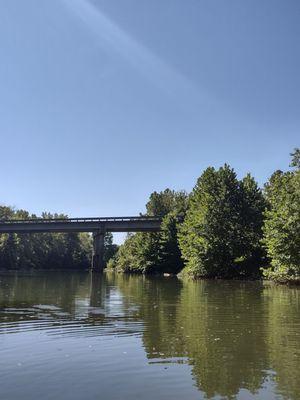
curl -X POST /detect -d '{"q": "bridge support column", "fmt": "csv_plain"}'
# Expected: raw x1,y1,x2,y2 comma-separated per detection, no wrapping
92,230,105,272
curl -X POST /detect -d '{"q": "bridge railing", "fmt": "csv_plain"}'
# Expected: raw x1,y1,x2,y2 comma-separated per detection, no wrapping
0,216,163,224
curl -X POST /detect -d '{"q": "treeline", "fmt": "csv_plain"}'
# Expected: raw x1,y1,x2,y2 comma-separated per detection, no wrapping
108,149,300,283
0,208,117,270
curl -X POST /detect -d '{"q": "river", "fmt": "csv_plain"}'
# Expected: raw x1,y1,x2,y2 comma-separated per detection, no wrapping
0,271,299,400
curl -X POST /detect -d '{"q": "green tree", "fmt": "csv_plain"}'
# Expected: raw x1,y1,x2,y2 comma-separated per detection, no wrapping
0,206,93,270
157,212,184,274
263,149,300,282
111,189,188,274
238,174,267,275
290,147,300,168
110,233,145,273
179,165,266,278
103,232,118,264
146,189,188,217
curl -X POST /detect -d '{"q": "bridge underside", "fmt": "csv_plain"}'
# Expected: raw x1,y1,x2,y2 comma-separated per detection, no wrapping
0,219,161,234
0,217,162,272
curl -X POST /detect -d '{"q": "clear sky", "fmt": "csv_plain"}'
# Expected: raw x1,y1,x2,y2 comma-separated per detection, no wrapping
0,0,299,221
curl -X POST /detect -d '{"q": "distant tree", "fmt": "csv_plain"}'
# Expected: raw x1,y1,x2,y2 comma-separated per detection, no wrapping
110,233,144,273
0,234,18,269
103,232,118,264
0,206,92,270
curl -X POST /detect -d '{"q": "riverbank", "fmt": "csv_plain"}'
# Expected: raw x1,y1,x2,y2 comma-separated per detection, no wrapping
107,150,300,285
105,268,300,286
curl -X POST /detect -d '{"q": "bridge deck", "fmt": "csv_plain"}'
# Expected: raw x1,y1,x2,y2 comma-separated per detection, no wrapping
0,216,162,233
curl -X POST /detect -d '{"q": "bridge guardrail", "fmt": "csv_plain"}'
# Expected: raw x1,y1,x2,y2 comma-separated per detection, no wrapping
0,216,163,224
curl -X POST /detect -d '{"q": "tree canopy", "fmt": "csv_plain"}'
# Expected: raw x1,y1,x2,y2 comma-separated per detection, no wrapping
178,165,266,279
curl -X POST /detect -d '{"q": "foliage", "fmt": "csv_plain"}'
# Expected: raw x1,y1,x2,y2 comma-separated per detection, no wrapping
156,212,184,274
178,165,266,278
146,189,188,217
262,149,300,282
290,147,300,169
103,232,119,264
110,189,188,274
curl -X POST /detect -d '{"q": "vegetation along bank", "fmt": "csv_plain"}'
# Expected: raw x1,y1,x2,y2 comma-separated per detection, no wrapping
108,149,300,283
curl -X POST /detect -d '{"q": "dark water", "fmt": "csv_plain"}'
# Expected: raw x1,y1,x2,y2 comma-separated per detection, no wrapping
0,272,300,400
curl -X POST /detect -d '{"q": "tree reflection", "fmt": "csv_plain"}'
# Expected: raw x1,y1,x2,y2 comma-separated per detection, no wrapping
0,271,88,322
264,284,300,400
175,280,269,399
112,274,300,400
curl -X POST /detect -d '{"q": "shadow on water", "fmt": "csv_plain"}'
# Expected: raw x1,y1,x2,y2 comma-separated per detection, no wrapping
0,271,300,399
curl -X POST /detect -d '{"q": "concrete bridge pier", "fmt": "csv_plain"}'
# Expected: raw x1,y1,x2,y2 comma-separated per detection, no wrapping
92,230,105,272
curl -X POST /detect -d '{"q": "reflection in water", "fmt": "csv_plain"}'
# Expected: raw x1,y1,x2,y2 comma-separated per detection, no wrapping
0,272,144,338
0,271,300,400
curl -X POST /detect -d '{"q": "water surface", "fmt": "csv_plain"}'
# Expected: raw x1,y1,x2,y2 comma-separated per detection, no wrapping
0,271,299,400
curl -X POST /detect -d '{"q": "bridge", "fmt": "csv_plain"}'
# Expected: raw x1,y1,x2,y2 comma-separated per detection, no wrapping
0,216,162,271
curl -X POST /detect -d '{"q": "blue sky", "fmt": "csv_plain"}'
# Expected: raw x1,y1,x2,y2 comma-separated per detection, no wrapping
0,0,299,222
